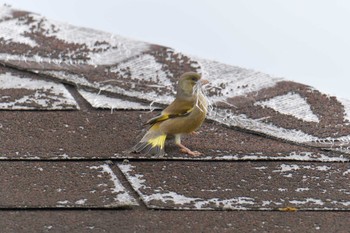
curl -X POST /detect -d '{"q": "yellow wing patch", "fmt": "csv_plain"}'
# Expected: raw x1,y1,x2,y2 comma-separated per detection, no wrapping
146,108,193,125
148,134,167,149
146,114,171,125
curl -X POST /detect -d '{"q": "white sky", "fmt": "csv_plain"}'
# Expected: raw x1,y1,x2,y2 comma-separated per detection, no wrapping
1,0,350,99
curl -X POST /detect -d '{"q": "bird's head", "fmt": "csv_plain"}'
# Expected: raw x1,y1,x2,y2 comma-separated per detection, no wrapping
176,72,207,98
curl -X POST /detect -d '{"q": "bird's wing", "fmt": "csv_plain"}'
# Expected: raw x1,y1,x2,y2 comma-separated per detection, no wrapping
146,99,195,125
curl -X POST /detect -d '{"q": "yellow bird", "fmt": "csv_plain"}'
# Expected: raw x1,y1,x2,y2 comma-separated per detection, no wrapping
132,72,209,157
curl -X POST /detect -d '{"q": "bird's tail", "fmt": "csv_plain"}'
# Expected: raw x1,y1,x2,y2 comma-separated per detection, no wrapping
131,125,167,157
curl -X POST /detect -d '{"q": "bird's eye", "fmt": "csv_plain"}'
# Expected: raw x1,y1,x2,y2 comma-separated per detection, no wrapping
191,77,197,81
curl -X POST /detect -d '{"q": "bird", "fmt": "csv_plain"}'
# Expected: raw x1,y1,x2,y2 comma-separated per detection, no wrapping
131,72,209,157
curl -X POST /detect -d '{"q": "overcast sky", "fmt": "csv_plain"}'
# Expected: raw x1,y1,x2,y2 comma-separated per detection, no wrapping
1,0,350,99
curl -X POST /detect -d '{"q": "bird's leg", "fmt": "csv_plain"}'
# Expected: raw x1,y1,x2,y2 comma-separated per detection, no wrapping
174,134,202,156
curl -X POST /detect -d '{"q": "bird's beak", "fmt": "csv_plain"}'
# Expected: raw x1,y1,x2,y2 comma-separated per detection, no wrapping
200,79,209,85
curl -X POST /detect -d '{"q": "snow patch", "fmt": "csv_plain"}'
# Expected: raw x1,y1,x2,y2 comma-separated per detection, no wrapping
275,164,300,173
78,89,152,110
290,198,324,206
118,164,146,191
110,54,173,88
315,165,331,171
296,188,310,192
146,191,256,210
254,166,268,170
119,164,258,210
75,199,87,205
57,200,69,205
255,92,319,122
274,164,332,173
209,109,318,144
0,13,38,47
0,72,78,109
41,70,175,105
90,164,137,205
210,108,350,151
0,8,149,65
338,97,350,122
39,18,150,65
192,56,283,103
0,5,12,20
342,169,350,176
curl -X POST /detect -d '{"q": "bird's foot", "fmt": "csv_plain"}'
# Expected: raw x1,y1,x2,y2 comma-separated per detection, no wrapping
180,148,202,156
190,131,199,136
177,144,202,156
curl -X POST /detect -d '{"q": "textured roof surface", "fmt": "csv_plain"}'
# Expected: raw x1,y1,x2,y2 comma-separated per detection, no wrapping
1,5,350,232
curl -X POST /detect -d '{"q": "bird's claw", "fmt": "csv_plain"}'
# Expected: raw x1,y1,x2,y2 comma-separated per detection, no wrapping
190,131,199,136
179,148,202,156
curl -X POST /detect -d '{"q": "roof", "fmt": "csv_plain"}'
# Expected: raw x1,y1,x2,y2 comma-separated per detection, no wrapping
1,4,350,232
